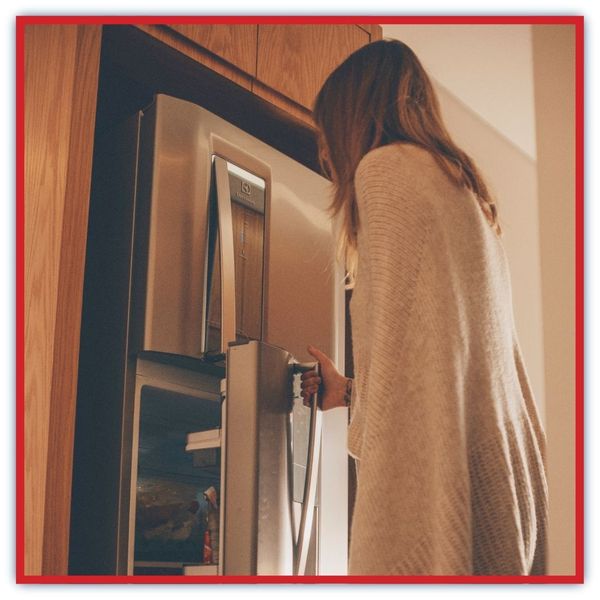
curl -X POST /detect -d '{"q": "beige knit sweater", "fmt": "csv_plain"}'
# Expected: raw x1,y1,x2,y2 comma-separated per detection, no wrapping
347,142,548,576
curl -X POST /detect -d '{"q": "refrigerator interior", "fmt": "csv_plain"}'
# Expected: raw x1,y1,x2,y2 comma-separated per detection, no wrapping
128,360,223,575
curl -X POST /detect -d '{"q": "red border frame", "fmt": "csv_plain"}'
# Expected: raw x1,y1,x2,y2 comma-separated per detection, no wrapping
15,14,584,585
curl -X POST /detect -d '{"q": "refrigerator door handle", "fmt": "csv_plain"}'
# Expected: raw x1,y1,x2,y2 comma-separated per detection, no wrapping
294,361,323,575
213,156,237,353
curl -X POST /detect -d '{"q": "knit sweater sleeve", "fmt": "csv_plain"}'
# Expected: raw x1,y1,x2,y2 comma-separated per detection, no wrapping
349,146,473,575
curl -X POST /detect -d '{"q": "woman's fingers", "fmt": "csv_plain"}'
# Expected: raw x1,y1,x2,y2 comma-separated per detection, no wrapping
301,385,319,396
300,370,319,381
300,375,321,397
301,345,331,408
301,375,321,406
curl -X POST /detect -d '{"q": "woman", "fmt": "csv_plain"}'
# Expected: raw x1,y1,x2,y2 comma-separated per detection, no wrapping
300,39,548,576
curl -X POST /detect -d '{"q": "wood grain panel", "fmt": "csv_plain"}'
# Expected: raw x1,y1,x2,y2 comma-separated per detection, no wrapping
206,204,265,349
251,79,316,128
231,203,264,341
167,24,257,75
256,24,370,110
43,25,102,576
136,25,253,90
357,23,383,40
24,23,101,576
24,23,79,577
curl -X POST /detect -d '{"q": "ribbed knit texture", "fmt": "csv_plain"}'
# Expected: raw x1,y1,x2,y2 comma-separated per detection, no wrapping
347,142,548,576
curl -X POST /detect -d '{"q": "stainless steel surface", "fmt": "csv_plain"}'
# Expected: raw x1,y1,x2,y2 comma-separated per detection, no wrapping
141,93,340,364
290,361,321,504
218,377,227,575
222,341,294,575
290,379,320,506
262,154,338,364
213,156,237,352
140,96,212,358
293,362,323,575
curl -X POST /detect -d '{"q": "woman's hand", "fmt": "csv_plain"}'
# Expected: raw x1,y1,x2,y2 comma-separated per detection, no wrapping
300,345,351,411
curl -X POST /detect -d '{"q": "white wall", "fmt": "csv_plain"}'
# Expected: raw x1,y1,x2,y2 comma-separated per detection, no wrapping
532,24,577,576
382,25,537,159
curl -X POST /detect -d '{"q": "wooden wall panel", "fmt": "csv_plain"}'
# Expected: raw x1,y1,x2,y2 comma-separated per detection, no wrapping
24,24,101,576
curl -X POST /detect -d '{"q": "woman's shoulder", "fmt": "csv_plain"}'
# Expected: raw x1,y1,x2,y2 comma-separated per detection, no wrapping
354,142,472,217
355,142,436,181
353,142,448,215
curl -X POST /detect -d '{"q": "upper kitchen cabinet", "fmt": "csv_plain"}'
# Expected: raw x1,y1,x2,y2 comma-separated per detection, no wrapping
135,23,381,126
136,24,258,90
254,24,378,124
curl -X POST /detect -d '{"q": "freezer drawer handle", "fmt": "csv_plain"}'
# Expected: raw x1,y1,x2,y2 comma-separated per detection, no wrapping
293,361,323,575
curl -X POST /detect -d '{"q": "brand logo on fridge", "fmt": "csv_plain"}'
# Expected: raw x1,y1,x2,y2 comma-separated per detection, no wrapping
241,181,252,195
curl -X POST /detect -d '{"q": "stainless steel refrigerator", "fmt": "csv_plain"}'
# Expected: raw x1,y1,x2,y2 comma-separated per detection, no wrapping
70,94,348,577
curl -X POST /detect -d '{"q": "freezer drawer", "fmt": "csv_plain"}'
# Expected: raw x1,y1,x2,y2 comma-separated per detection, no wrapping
126,359,222,576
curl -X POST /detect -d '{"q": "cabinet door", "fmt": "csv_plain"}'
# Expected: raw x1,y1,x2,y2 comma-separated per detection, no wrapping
167,24,257,76
136,24,256,90
24,23,102,576
256,25,371,111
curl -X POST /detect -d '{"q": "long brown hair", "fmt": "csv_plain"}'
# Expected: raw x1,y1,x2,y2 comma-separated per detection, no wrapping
312,38,501,283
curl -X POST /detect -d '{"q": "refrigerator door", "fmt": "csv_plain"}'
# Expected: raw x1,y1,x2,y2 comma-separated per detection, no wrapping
137,97,212,358
222,340,295,575
223,340,324,576
139,93,342,363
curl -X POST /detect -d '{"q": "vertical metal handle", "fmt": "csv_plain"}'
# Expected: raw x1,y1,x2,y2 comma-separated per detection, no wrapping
213,156,237,353
293,362,323,575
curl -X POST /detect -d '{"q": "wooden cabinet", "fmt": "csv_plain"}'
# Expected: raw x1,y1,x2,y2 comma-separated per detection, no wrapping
167,24,258,75
137,23,382,126
23,23,102,577
255,25,371,112
136,24,256,90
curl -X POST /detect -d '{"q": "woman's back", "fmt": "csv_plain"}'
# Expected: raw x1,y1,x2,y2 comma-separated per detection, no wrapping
347,142,548,575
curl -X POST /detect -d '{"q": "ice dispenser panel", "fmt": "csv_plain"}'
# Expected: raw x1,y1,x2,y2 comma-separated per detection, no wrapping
204,160,266,354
